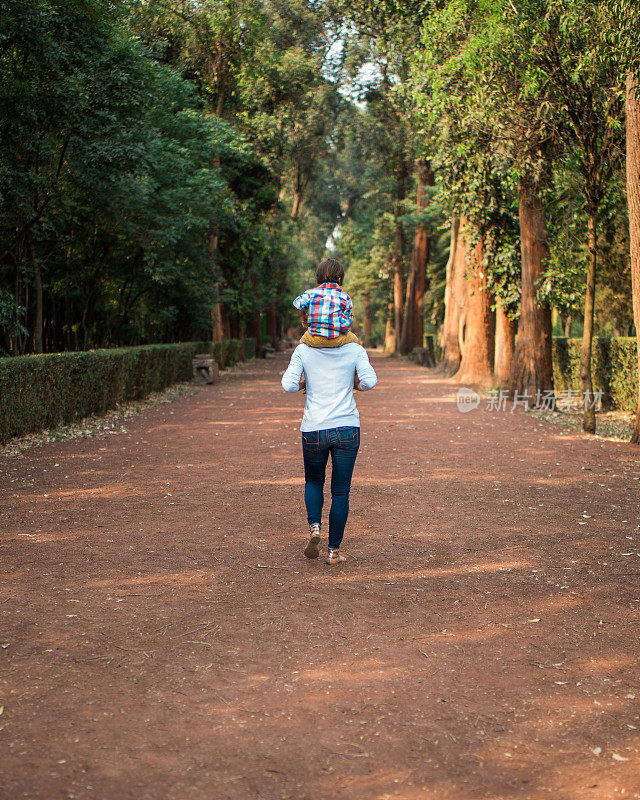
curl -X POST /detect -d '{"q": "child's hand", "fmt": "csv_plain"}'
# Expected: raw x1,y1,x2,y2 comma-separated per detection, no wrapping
297,309,308,329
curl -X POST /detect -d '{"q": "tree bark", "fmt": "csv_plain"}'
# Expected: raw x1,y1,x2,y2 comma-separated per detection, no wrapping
392,219,404,354
291,191,303,221
31,241,43,354
439,216,467,375
494,301,516,386
246,274,263,349
363,292,372,347
564,313,572,338
291,164,311,221
627,73,640,444
508,183,553,399
384,297,395,354
399,159,433,354
453,237,495,385
209,228,224,343
266,301,277,342
220,303,231,340
399,253,416,355
390,160,409,355
580,208,598,433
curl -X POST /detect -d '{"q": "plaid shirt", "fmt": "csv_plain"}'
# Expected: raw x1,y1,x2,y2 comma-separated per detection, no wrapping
293,283,353,338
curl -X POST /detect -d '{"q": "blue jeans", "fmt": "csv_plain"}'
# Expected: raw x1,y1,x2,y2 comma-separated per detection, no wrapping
302,426,360,550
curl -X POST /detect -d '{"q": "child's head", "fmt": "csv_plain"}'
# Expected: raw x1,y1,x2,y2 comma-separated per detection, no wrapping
316,258,345,286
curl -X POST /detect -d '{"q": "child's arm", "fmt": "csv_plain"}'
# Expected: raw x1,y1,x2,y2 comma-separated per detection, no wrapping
344,294,354,328
293,291,312,329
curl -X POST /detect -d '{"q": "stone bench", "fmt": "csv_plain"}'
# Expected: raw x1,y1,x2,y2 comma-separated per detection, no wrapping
192,354,219,384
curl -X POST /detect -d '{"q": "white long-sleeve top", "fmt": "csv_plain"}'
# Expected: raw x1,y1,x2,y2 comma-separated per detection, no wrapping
281,343,378,432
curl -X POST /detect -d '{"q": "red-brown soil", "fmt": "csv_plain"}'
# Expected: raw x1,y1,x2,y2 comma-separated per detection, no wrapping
2,353,640,800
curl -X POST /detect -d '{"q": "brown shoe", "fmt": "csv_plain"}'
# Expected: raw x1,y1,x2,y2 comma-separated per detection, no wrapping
325,548,346,565
304,524,321,559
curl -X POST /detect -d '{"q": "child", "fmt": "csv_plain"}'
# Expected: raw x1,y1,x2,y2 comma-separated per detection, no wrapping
293,258,360,348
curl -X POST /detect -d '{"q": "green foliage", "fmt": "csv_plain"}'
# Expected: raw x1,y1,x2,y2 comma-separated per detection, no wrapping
0,338,256,444
553,337,638,411
0,0,341,354
0,342,206,443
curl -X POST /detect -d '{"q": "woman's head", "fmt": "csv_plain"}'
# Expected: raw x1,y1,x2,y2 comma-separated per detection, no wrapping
316,258,345,286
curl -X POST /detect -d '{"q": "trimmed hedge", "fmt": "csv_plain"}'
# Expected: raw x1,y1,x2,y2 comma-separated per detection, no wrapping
0,337,258,444
552,337,638,412
243,337,257,360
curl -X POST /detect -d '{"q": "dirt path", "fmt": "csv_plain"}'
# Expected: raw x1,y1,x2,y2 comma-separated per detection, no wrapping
2,353,640,800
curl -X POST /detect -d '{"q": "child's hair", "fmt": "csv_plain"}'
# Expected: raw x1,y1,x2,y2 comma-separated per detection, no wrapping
316,258,345,286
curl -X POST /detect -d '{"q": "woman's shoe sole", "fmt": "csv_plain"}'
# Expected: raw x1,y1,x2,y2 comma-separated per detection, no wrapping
304,534,321,559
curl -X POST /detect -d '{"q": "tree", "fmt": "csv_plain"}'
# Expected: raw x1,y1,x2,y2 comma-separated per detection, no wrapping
399,158,434,354
439,216,465,374
627,74,640,442
510,181,554,398
453,235,495,384
511,0,625,431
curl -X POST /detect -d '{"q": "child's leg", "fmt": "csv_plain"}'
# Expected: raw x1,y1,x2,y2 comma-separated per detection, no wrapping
300,332,350,347
299,331,361,347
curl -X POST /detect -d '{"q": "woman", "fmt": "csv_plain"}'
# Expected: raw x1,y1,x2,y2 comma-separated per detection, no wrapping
281,336,377,564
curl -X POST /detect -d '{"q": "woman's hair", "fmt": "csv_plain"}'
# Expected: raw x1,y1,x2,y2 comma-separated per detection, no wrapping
316,258,345,286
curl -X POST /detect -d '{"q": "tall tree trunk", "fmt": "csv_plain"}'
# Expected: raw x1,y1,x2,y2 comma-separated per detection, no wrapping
399,159,433,354
508,182,553,399
230,315,241,339
392,219,404,354
580,206,598,433
363,292,372,347
291,164,311,221
246,274,263,349
266,301,277,342
439,216,467,375
209,229,224,343
399,256,416,355
627,73,640,444
494,301,516,386
247,310,262,349
211,297,224,342
564,313,572,338
215,68,226,117
412,221,430,349
14,256,22,355
64,284,72,351
220,303,231,340
31,241,43,354
453,237,495,384
291,191,303,221
390,160,409,355
384,297,395,354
